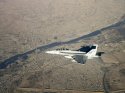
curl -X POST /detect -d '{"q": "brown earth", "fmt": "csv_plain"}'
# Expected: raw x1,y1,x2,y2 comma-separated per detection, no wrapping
0,0,125,62
0,0,125,93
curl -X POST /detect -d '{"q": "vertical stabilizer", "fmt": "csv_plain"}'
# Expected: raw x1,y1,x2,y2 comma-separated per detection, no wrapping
86,44,98,59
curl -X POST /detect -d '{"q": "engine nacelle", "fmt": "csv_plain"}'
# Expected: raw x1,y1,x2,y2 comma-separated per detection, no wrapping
96,52,105,56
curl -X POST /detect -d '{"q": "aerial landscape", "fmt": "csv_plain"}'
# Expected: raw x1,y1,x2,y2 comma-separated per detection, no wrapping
0,0,125,93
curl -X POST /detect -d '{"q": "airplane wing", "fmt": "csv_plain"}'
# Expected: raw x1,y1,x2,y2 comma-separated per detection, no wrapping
72,55,87,64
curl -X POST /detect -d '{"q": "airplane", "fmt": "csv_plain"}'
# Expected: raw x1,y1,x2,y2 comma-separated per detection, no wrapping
45,44,104,64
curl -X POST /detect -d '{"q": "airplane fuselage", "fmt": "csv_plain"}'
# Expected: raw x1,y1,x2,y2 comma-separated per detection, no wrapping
45,44,100,64
46,50,85,55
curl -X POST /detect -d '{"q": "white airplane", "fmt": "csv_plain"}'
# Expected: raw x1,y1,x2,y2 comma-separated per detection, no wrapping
46,44,104,64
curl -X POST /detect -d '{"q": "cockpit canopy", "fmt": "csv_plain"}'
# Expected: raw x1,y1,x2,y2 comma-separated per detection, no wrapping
56,48,69,50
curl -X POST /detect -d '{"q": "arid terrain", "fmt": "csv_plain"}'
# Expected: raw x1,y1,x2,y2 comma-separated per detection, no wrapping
0,0,125,93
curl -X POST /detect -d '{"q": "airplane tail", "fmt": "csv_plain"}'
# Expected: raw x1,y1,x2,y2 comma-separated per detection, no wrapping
86,44,98,59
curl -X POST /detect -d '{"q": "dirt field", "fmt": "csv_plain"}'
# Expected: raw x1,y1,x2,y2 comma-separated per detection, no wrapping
0,0,125,62
0,0,125,93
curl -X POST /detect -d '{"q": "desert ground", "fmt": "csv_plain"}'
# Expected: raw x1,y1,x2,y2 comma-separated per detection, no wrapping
0,0,125,93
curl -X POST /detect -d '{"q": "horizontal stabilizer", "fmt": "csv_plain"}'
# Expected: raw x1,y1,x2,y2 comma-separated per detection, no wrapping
72,55,87,64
